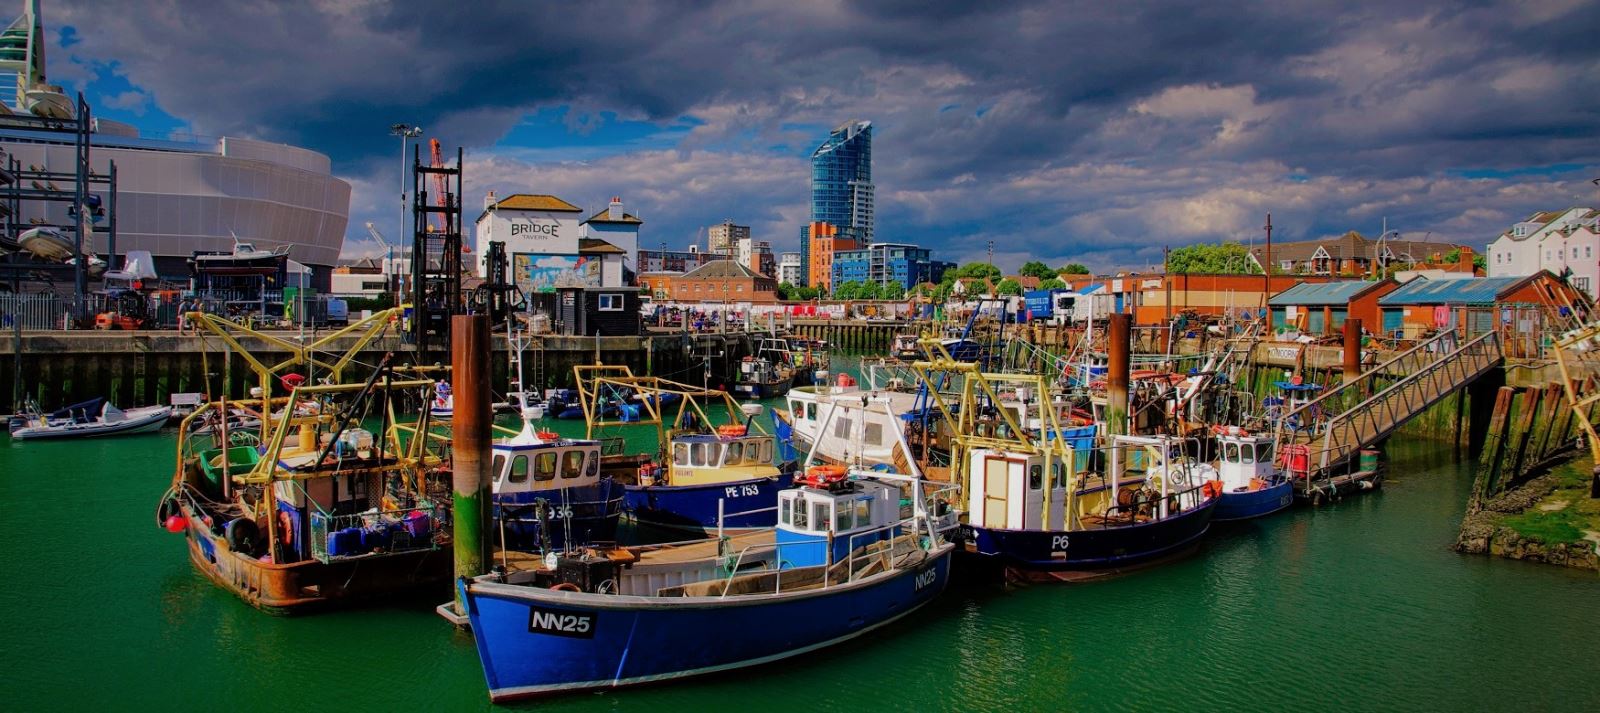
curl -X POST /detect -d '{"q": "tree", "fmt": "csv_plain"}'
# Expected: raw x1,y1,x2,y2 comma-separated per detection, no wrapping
950,262,1002,281
1038,277,1067,291
880,282,906,300
996,278,1022,296
1165,242,1260,274
1059,263,1090,274
1472,254,1487,273
1019,260,1056,280
1444,248,1462,264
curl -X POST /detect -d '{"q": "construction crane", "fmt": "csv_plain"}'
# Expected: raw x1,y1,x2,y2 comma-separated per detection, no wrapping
429,138,450,236
364,220,399,296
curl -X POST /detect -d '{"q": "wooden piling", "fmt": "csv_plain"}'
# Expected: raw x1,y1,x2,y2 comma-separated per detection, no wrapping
1469,386,1516,509
1508,386,1543,480
451,314,493,615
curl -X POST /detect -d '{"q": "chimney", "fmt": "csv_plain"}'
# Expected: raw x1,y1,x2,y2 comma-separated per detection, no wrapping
484,190,497,211
608,196,623,221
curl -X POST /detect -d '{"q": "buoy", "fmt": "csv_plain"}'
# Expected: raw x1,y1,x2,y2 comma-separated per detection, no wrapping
163,514,187,533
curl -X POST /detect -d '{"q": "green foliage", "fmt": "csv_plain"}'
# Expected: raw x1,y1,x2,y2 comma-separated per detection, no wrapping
950,262,1002,281
1018,260,1056,280
1472,254,1487,272
1059,263,1090,275
1038,277,1067,291
1166,242,1260,274
995,278,1022,296
343,293,394,312
1444,247,1462,264
777,282,820,301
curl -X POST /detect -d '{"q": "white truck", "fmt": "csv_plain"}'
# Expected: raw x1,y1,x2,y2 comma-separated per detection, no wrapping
1049,291,1115,325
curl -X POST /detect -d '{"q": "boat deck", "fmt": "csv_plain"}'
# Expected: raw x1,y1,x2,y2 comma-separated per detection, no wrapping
494,530,775,572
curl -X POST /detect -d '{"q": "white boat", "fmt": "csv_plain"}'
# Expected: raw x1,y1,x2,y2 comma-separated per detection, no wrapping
191,237,291,275
430,381,454,419
9,397,171,440
68,253,106,277
24,84,71,119
18,226,71,260
780,386,927,472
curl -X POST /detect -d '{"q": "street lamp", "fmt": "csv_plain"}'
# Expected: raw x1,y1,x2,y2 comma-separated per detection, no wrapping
390,123,423,300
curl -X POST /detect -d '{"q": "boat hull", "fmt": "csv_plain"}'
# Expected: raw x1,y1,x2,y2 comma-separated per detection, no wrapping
10,405,171,440
958,495,1218,575
624,472,796,533
733,376,792,400
495,481,626,552
1213,481,1294,522
461,544,953,701
177,500,451,613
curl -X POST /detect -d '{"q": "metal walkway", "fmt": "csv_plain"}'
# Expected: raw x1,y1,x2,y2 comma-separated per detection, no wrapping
1279,328,1504,477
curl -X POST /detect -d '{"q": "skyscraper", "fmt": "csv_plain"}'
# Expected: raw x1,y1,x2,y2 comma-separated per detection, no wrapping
800,120,873,285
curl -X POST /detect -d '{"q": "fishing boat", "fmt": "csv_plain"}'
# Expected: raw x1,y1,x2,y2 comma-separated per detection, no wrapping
159,373,452,612
190,238,291,276
17,226,71,260
731,354,793,400
430,380,454,419
457,469,954,702
490,416,624,553
576,365,795,534
891,333,921,360
1207,429,1294,521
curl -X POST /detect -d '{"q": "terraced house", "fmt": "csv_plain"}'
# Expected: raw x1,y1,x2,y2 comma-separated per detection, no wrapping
1486,208,1598,297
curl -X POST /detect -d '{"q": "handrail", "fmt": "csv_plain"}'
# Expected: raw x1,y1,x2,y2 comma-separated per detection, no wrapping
1314,330,1501,469
1279,328,1463,428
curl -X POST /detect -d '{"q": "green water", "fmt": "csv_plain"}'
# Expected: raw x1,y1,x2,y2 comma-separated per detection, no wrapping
4,393,1600,710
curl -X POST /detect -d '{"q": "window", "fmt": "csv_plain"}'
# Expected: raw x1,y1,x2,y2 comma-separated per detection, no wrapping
1051,462,1065,487
1576,277,1591,294
806,403,818,420
725,441,744,465
780,498,792,526
855,498,870,528
793,498,809,529
1257,442,1274,465
534,452,557,481
835,501,852,531
673,443,689,466
1588,246,1593,258
361,281,387,290
864,422,884,445
834,416,853,439
760,439,773,463
587,452,600,476
561,450,585,478
812,502,830,532
598,294,623,311
492,455,506,483
1241,444,1256,464
509,455,529,483
691,442,709,466
1029,464,1043,490
1223,443,1239,462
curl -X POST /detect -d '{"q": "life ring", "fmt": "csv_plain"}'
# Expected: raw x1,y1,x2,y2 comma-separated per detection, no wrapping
807,464,847,478
549,582,581,592
717,424,748,437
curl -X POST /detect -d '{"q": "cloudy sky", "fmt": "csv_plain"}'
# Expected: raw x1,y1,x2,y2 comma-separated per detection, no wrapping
44,0,1600,271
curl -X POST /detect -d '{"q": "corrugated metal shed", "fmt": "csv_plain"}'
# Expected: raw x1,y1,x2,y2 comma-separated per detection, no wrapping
1378,276,1526,306
1268,280,1381,306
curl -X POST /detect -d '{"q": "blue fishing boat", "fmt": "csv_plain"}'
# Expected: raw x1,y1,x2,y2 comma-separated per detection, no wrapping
490,419,624,552
731,354,794,400
458,470,954,702
1208,430,1294,521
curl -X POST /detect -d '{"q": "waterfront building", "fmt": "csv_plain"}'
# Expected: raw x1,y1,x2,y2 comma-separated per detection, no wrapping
1377,271,1581,338
639,259,778,304
806,221,856,292
736,236,775,277
829,242,952,290
474,192,631,293
1247,231,1470,278
329,257,391,298
1133,273,1330,325
638,245,719,274
0,1,352,285
778,252,802,285
708,220,749,257
1267,279,1399,335
580,196,642,270
1486,208,1598,296
800,120,873,284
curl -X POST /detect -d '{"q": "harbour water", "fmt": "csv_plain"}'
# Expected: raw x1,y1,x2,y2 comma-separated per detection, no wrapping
4,386,1600,710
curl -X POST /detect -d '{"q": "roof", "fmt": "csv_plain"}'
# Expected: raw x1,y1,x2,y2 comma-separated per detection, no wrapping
1268,280,1390,306
1249,231,1466,266
681,259,763,280
581,207,643,225
578,237,626,255
1378,275,1535,306
488,194,583,212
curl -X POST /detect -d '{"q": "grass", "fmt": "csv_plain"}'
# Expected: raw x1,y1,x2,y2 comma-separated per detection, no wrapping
1499,467,1600,546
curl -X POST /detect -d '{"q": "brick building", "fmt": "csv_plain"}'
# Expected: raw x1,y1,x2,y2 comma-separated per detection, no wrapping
638,259,779,304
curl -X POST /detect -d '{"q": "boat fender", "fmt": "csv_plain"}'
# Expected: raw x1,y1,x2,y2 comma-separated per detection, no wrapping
156,497,180,528
225,517,261,555
549,582,581,592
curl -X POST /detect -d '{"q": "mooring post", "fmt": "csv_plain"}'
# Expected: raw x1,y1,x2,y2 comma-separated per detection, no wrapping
452,314,492,615
1108,312,1130,436
1468,386,1516,511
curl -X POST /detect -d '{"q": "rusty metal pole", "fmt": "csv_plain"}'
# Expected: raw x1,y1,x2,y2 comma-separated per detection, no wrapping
1108,312,1131,436
452,314,492,614
1342,318,1362,383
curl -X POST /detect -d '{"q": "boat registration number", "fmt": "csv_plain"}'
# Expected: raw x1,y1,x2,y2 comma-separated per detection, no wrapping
724,484,761,498
1051,535,1070,553
528,605,597,638
913,566,938,591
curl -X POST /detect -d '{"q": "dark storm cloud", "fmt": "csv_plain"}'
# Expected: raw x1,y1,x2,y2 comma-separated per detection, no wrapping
48,0,1600,269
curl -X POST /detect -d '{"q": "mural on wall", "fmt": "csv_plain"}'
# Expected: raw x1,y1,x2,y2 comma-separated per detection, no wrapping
514,253,601,293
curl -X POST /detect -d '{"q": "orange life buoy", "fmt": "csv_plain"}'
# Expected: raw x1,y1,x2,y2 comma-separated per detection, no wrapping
1202,480,1222,499
549,582,581,592
717,424,748,437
